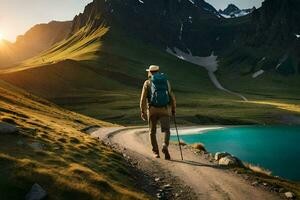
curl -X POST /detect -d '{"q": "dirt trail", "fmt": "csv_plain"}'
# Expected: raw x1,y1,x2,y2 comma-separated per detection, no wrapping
92,127,282,200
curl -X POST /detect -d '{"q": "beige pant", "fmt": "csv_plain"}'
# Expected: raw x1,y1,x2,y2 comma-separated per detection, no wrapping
148,107,171,154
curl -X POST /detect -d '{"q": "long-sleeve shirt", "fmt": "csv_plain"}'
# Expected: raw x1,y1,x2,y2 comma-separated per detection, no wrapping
140,79,176,114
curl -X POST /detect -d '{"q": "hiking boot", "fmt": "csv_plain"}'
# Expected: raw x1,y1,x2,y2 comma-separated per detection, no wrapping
162,146,171,160
153,152,160,158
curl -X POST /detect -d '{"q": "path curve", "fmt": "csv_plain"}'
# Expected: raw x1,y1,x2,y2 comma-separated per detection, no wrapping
92,127,281,200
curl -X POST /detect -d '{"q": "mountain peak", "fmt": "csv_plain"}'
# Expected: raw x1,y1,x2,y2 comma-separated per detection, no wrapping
219,3,254,18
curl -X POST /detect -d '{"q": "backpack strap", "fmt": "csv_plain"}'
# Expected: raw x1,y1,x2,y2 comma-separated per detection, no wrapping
147,79,152,106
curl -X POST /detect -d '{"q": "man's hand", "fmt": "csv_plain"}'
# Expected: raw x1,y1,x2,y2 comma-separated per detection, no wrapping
141,112,147,121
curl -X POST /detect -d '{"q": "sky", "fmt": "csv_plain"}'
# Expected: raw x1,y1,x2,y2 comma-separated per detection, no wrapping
0,0,93,42
0,0,263,42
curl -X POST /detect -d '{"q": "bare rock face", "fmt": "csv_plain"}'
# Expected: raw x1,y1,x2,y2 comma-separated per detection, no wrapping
218,155,242,167
214,152,230,161
25,183,47,200
0,122,19,134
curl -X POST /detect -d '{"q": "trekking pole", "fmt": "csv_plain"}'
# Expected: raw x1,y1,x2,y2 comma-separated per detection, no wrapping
173,115,183,160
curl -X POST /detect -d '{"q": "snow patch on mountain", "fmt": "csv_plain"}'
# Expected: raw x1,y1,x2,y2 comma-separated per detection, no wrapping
252,70,264,78
166,47,218,72
166,47,248,101
179,24,183,40
219,4,255,18
276,54,288,69
188,0,195,5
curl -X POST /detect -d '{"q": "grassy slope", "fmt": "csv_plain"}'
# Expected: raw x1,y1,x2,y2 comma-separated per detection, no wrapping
1,25,300,126
0,79,148,200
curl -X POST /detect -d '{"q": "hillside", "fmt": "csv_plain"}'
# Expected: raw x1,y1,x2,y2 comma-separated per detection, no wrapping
0,21,72,68
0,79,148,199
0,0,300,126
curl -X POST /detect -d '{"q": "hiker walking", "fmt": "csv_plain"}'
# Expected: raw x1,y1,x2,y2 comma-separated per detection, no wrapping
140,65,176,160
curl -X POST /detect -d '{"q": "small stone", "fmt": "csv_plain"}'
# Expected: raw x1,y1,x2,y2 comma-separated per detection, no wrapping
0,122,19,134
156,193,162,199
25,183,47,200
284,192,295,199
218,156,242,167
29,142,43,151
155,178,160,182
162,184,172,189
175,193,180,197
252,181,259,186
263,182,268,186
215,152,231,161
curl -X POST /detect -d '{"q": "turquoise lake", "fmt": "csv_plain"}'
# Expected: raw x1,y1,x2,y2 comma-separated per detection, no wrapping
171,126,300,181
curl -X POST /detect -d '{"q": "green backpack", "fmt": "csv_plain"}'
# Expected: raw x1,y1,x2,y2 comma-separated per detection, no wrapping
148,73,170,107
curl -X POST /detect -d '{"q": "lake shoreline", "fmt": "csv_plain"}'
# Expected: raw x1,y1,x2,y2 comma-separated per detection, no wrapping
171,125,230,136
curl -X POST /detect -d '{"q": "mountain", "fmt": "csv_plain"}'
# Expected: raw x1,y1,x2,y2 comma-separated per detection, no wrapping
0,20,72,68
0,0,299,125
220,0,300,77
219,4,255,18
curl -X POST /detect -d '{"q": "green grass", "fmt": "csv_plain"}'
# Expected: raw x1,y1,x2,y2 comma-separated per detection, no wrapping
0,80,148,200
1,22,300,126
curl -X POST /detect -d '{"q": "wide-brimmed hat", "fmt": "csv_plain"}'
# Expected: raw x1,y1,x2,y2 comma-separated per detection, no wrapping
146,65,160,72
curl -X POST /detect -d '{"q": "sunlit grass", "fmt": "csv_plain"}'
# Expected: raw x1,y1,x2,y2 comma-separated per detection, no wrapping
245,101,300,113
0,26,109,74
0,80,148,200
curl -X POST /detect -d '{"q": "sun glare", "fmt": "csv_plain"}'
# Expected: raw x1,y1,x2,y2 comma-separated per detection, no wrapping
0,32,3,41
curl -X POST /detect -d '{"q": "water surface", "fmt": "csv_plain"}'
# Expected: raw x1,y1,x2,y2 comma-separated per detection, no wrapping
172,126,300,181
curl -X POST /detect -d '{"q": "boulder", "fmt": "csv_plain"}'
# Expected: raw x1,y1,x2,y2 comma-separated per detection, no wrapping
218,156,242,167
192,143,206,152
80,125,100,134
215,152,231,161
284,192,295,199
0,122,19,134
25,183,47,200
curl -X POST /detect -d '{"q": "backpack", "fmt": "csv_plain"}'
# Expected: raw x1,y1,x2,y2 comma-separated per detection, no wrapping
148,73,170,107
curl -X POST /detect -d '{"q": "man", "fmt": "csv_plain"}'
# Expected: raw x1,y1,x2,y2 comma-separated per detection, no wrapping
140,65,176,160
